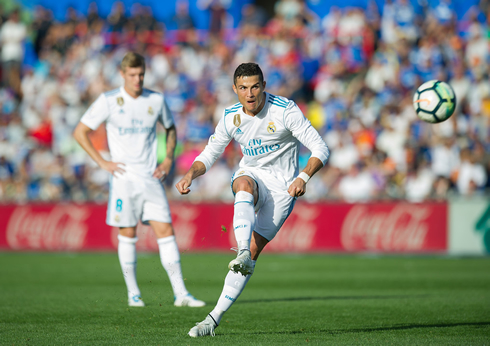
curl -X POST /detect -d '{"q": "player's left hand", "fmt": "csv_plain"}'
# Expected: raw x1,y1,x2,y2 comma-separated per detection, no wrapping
153,157,173,181
288,178,306,197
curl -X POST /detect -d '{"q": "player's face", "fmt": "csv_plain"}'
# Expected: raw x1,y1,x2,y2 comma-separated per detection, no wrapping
121,66,145,97
233,75,266,116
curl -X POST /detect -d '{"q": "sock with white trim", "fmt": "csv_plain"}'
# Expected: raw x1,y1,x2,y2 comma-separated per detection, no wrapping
209,260,257,325
233,191,255,251
157,235,189,298
118,235,141,299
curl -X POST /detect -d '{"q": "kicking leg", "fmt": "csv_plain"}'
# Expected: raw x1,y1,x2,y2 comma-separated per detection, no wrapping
212,232,268,323
118,227,144,307
189,232,268,337
150,221,205,307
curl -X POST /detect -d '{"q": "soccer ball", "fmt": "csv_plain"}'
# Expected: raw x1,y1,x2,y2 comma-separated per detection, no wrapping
413,80,456,123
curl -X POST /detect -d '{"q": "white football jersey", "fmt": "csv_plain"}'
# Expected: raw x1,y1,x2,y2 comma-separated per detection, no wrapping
195,92,330,187
80,86,174,177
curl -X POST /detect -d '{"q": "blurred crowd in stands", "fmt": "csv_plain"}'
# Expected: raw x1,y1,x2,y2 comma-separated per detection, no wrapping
0,0,489,203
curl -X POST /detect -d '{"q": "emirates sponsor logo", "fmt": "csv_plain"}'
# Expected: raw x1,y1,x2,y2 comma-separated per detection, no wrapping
340,205,430,251
6,206,89,250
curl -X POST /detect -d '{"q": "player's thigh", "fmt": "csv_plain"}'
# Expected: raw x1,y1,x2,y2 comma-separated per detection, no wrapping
107,177,142,227
255,191,296,242
141,178,172,225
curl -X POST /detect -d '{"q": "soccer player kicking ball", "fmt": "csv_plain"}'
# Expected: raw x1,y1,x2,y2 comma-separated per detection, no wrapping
74,52,205,308
176,63,330,337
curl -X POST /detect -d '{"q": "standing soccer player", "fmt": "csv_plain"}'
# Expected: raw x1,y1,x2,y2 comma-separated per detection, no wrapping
74,52,205,308
176,63,330,336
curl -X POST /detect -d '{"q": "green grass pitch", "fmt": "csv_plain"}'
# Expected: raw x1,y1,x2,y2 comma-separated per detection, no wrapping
0,252,489,345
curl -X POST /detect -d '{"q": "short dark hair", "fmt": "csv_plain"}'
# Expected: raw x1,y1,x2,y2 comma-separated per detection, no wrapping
233,63,264,85
120,52,146,71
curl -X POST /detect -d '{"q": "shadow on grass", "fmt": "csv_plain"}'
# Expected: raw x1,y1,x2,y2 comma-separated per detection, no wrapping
226,321,490,336
239,294,430,304
330,321,490,334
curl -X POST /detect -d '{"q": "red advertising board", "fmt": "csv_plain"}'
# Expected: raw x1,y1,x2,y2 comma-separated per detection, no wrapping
0,201,448,253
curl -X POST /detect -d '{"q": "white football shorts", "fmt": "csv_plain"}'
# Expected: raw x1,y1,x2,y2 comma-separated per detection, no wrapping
231,168,296,241
106,171,172,227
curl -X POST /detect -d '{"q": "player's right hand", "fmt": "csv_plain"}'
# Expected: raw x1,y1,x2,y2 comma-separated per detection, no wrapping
100,161,126,176
288,178,306,197
175,176,192,195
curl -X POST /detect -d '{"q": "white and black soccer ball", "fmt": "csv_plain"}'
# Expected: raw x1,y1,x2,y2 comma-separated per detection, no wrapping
413,80,456,123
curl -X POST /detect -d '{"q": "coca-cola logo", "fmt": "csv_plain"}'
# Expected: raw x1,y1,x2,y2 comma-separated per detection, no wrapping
110,205,199,251
341,205,430,251
6,206,90,250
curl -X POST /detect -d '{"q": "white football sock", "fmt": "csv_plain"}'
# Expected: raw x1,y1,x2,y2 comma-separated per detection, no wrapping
157,235,189,298
209,260,257,325
118,235,141,298
233,191,255,251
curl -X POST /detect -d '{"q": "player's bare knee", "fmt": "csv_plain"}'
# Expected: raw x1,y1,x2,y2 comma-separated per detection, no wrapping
233,178,258,205
233,176,255,194
150,221,174,238
119,227,137,238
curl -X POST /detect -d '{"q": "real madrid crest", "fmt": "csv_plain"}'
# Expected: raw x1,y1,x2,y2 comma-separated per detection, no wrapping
233,114,241,127
267,121,276,134
117,97,124,106
148,106,154,115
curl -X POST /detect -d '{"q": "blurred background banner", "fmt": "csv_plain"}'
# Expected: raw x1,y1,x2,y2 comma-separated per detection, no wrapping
449,197,490,255
0,201,451,253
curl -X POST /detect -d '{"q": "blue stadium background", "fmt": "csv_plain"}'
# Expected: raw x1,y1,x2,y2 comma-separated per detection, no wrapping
17,0,481,25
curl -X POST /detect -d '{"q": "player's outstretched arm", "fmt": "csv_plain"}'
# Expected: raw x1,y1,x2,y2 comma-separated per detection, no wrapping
73,122,125,176
175,161,206,195
153,125,176,181
288,157,324,197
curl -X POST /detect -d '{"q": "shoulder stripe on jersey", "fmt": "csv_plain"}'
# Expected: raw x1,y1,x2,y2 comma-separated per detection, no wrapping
269,94,286,102
223,103,240,138
269,95,288,107
224,104,241,115
269,98,288,108
104,88,120,96
223,102,242,137
224,108,240,115
269,100,288,109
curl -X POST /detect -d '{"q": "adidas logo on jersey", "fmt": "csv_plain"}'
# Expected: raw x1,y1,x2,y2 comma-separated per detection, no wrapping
236,128,243,135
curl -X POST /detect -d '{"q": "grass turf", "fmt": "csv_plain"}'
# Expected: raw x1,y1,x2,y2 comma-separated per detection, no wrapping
0,253,489,345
